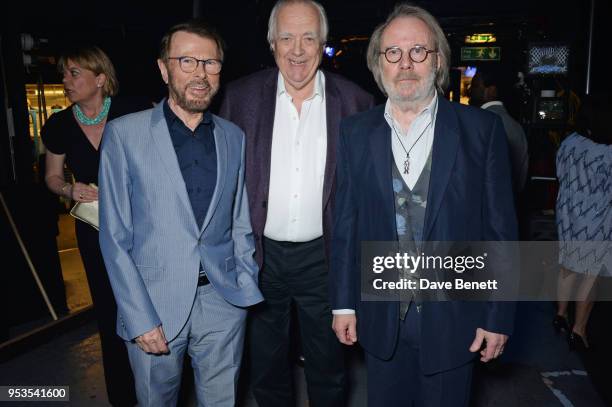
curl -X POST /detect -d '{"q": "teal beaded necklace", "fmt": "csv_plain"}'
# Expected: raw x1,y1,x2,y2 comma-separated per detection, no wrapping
73,97,111,126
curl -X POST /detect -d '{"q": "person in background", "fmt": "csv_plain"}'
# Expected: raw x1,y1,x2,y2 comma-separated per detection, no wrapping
37,151,69,316
42,45,147,407
219,1,374,405
469,67,529,196
554,93,612,351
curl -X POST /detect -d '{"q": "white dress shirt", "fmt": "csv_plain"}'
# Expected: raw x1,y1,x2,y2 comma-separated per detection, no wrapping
332,94,439,316
264,70,327,242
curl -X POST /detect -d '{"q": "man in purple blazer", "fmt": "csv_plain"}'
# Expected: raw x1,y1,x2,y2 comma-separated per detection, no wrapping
219,1,374,405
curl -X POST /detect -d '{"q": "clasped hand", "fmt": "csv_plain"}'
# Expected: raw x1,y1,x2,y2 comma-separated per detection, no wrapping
135,325,169,354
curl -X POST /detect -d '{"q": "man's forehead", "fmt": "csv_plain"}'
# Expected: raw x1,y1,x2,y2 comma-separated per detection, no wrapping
381,16,433,45
170,31,214,49
276,2,320,31
277,29,318,37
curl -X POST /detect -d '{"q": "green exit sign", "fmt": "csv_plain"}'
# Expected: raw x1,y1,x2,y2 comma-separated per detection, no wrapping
461,47,501,61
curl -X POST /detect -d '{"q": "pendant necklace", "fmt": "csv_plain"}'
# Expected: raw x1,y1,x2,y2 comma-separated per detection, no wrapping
73,97,111,126
391,123,426,174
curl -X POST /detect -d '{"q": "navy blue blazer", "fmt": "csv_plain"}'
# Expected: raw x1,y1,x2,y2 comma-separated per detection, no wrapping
331,96,518,374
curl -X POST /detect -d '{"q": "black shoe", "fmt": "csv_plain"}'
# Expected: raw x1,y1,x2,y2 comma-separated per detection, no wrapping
568,332,589,352
553,315,570,333
296,355,305,368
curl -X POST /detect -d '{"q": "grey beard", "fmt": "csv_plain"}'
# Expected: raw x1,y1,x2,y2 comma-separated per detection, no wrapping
384,69,437,107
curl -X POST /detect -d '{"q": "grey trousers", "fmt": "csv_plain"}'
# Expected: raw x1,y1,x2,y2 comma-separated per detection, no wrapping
125,283,247,406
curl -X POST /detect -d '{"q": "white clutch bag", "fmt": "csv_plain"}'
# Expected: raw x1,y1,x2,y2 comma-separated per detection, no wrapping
69,184,99,231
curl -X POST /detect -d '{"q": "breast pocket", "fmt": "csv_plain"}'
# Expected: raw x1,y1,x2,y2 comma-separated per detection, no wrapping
136,265,163,281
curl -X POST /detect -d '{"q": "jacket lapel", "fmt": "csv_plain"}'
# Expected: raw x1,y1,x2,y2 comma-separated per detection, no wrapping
150,101,198,233
200,118,227,235
323,74,340,210
254,70,278,211
369,109,396,220
423,96,460,241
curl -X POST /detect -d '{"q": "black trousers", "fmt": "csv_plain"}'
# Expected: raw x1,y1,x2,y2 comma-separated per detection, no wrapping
366,304,474,407
249,237,346,407
76,221,137,407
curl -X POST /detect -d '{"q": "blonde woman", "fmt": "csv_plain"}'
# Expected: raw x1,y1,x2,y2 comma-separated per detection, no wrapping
42,45,147,407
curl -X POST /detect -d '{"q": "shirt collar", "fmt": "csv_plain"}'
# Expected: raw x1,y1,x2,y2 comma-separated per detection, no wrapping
276,70,325,101
384,91,438,132
163,98,213,128
481,100,503,110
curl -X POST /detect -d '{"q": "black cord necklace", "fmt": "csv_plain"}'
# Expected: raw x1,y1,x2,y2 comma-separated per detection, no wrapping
390,122,427,174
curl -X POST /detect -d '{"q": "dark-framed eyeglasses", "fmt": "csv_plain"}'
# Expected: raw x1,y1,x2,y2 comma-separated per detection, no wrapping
167,56,223,74
380,46,438,64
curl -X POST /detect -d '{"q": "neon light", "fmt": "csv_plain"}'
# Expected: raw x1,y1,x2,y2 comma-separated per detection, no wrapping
465,33,496,44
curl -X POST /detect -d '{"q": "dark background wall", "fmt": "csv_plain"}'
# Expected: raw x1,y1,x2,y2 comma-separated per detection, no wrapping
3,0,609,102
1,0,608,191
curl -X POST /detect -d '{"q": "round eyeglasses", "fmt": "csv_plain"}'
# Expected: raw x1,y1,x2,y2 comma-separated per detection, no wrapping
167,56,223,75
380,46,438,64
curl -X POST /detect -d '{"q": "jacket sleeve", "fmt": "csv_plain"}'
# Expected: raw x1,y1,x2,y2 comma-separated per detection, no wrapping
330,119,359,310
482,116,518,335
98,122,161,340
231,130,259,281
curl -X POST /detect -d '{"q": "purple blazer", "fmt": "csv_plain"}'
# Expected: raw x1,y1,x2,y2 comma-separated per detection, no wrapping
219,68,375,267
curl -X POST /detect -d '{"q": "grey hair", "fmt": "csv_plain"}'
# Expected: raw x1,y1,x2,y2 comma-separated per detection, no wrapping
366,3,450,95
267,0,329,48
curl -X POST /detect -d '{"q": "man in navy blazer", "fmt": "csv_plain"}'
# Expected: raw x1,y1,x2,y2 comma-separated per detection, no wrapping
219,1,373,405
331,4,517,406
99,21,262,406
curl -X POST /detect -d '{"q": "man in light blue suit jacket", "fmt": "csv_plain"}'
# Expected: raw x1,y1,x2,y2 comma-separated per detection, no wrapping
99,20,263,406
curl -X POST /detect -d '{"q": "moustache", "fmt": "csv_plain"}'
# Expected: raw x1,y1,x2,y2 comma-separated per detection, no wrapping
187,79,211,89
395,74,420,81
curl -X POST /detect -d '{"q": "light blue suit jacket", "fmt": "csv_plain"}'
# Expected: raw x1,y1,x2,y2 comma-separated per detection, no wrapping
98,101,263,342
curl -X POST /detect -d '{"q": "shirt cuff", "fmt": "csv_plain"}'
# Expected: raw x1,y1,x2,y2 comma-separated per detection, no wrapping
332,309,355,315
